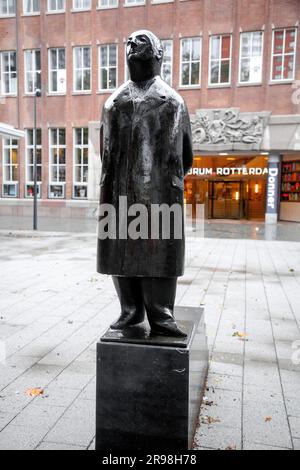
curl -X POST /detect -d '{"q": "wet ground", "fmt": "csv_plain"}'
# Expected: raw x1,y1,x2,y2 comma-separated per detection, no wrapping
1,215,300,242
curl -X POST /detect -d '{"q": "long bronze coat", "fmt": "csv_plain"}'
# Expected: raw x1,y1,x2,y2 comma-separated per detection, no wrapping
97,76,193,278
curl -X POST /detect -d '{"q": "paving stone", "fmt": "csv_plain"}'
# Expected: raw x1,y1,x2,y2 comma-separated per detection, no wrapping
43,417,94,447
37,441,86,450
243,441,291,450
11,403,65,429
206,373,243,393
0,424,47,450
195,423,242,450
243,401,292,449
289,416,300,439
293,438,300,450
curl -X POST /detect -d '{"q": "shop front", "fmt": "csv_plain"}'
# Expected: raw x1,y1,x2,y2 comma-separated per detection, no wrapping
185,155,268,221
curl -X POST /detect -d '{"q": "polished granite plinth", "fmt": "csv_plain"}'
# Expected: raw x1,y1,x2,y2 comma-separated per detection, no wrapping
96,306,208,451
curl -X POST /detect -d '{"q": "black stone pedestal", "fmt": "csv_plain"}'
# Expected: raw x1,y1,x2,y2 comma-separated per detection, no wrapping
96,307,208,451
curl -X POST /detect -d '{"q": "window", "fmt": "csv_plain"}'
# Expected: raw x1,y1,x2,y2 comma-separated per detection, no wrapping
180,37,201,87
0,51,17,95
2,139,18,197
239,31,263,84
209,34,231,85
24,50,41,94
124,44,130,81
48,0,65,12
73,0,91,10
99,44,117,91
271,28,297,81
161,39,173,86
25,129,42,198
23,0,40,14
73,46,91,92
73,128,88,199
124,0,145,5
0,0,15,16
49,128,66,199
49,48,66,94
98,0,118,7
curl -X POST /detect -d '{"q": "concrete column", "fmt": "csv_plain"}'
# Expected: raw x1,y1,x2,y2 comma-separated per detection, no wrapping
88,121,101,201
265,153,281,224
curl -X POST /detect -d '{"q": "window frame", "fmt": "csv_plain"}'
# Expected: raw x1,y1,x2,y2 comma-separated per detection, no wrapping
72,0,91,11
73,127,89,199
270,27,297,83
0,50,17,96
0,0,16,17
208,33,232,87
161,39,173,86
98,0,118,9
24,49,41,95
98,43,118,92
48,128,66,199
238,30,264,85
73,46,92,93
124,0,145,7
48,47,66,95
2,138,19,198
179,36,202,88
25,128,42,198
23,0,40,15
47,0,65,13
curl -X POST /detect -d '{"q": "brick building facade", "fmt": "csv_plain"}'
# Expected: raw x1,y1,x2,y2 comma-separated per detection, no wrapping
0,0,300,224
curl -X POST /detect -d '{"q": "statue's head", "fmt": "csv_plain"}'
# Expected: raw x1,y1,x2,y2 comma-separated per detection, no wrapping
126,30,163,82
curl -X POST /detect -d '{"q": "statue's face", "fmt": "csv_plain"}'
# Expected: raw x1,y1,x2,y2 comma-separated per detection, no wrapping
127,32,154,63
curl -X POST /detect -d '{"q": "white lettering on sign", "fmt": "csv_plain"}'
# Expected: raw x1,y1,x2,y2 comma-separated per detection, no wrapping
267,168,279,211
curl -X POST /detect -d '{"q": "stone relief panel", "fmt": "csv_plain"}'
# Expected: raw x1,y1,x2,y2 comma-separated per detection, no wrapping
190,108,271,151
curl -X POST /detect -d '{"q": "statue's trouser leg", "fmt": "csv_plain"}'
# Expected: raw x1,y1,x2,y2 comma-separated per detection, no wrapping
141,277,187,337
110,276,145,329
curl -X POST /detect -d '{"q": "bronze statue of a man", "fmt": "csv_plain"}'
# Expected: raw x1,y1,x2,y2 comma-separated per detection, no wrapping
97,30,193,337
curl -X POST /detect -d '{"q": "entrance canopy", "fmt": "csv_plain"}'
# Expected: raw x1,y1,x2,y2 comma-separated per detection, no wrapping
0,122,25,140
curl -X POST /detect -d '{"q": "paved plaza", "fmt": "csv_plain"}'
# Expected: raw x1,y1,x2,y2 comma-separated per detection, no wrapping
0,228,300,450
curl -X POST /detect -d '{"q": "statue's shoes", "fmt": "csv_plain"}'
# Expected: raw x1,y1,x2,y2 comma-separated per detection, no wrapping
110,310,145,330
150,320,187,338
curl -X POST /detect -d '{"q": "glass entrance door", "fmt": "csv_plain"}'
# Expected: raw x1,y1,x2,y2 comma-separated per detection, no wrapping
210,181,242,219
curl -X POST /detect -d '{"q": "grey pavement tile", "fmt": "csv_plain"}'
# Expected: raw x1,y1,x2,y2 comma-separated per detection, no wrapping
243,441,291,450
43,416,95,447
204,388,242,407
280,370,300,396
206,373,243,393
37,441,86,450
293,438,300,450
243,384,283,403
34,386,81,408
209,361,243,377
11,403,65,429
0,424,47,450
62,398,95,423
289,416,300,439
243,401,292,449
201,403,241,429
285,396,300,418
195,423,241,450
0,412,15,431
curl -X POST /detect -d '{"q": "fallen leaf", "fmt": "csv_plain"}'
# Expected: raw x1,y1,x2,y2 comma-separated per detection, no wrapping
201,415,221,424
233,331,248,341
26,388,44,398
265,416,272,422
